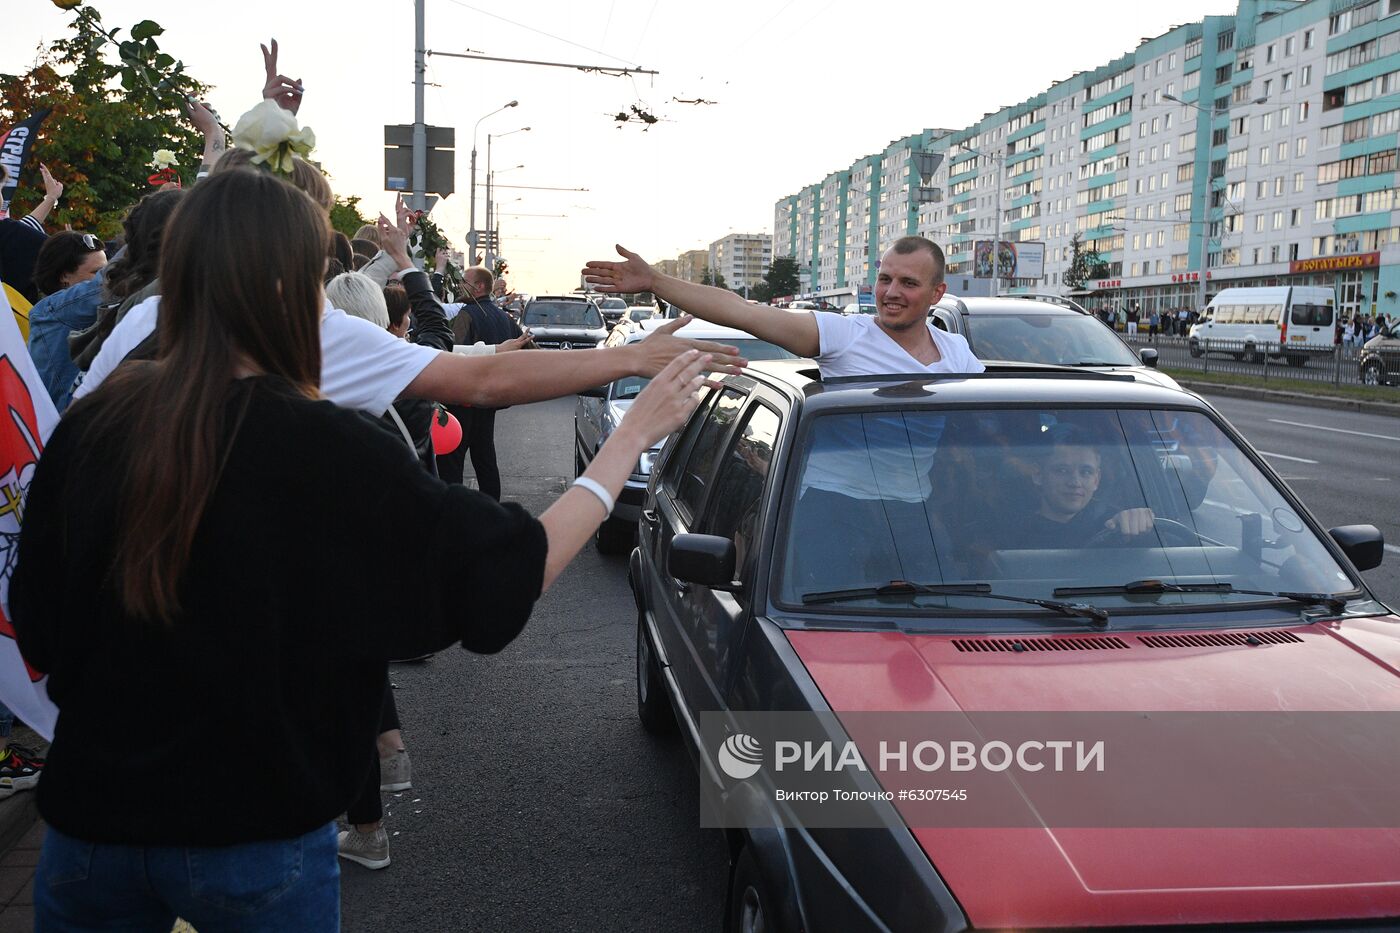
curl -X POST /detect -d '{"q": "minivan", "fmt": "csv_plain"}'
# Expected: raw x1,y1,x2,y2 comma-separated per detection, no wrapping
1188,286,1336,365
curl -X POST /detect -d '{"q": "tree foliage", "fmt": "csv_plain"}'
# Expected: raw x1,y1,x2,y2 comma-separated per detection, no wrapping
0,7,209,236
700,265,727,289
329,195,370,240
749,255,799,303
1063,232,1107,291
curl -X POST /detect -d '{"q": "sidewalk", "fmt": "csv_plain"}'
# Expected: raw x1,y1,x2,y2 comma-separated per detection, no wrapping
0,724,48,930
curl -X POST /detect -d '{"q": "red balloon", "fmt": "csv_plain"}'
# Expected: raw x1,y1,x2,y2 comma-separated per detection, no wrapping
430,409,462,455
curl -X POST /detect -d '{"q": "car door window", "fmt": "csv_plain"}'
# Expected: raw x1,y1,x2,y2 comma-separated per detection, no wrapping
660,385,720,492
675,388,746,521
700,405,780,594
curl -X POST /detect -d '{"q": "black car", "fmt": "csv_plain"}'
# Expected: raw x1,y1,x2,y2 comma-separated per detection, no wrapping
629,361,1388,932
595,296,629,326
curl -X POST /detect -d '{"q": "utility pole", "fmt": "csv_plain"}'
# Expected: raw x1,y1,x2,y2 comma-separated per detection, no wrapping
411,0,427,212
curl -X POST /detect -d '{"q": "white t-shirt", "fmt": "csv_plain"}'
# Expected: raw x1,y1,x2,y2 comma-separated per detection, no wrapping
73,296,439,416
814,312,984,377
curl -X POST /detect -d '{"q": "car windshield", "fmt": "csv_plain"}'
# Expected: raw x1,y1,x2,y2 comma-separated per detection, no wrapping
524,301,603,328
777,407,1358,624
628,308,655,322
611,339,799,399
966,313,1139,366
600,298,628,311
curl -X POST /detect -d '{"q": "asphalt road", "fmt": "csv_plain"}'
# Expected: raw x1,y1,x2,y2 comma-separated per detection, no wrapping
340,396,728,933
1199,392,1400,605
341,389,1399,931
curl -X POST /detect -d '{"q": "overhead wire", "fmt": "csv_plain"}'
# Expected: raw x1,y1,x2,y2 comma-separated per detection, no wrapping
436,0,642,67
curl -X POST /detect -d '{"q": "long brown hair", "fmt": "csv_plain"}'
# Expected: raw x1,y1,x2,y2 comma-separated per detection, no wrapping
70,168,330,623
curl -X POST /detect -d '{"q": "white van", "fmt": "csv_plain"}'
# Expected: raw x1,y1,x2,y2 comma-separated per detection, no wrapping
1188,286,1336,365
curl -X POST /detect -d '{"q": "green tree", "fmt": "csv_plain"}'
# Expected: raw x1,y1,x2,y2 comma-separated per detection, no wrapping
700,265,727,289
754,256,799,304
0,7,209,236
1063,232,1106,291
329,195,371,239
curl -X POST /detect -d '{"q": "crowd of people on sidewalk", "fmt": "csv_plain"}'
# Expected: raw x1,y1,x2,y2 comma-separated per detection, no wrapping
0,39,752,932
1094,302,1202,339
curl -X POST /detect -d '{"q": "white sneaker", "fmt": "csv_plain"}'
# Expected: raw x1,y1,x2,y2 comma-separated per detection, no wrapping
380,749,412,792
337,827,390,869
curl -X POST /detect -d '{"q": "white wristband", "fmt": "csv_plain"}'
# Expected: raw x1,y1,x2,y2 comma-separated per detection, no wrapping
571,477,615,516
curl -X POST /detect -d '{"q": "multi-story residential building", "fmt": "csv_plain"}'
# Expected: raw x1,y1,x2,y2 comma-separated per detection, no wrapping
709,233,773,292
775,0,1400,321
676,249,709,284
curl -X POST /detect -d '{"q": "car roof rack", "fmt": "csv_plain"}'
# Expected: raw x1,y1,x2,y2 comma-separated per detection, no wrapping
1002,293,1092,315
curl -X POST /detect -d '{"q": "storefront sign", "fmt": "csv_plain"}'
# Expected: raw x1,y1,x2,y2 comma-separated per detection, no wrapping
1289,252,1380,274
1171,273,1202,283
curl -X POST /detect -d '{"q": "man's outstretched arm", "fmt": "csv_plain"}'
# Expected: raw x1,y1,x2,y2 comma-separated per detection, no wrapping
583,245,821,358
402,315,744,408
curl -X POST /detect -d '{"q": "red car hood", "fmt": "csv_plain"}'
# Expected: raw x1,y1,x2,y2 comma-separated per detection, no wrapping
787,618,1400,928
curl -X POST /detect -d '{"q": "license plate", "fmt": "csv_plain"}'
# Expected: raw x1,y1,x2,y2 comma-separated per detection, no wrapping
1290,335,1306,342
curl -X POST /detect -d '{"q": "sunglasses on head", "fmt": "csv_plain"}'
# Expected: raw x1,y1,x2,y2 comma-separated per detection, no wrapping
79,234,102,251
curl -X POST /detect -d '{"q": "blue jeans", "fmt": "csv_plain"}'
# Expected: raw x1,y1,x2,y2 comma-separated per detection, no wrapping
36,823,340,932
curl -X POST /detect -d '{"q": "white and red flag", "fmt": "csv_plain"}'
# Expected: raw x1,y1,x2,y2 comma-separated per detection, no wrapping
0,287,59,738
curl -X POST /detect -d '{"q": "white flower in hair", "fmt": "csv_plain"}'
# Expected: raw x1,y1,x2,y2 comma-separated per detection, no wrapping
150,150,178,170
231,100,316,175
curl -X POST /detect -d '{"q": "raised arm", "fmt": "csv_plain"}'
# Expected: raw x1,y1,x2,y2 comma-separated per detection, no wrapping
583,244,820,357
402,315,744,408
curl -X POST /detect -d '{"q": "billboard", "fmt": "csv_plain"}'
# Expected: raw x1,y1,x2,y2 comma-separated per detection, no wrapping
973,240,1046,280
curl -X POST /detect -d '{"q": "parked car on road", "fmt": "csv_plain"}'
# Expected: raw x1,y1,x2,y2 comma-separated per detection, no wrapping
841,303,876,316
930,295,1179,388
595,296,629,326
1188,286,1336,365
574,321,801,554
631,360,1391,933
520,295,608,349
1359,323,1400,385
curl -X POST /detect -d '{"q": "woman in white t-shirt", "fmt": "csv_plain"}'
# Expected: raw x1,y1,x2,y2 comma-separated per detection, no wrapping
584,236,984,378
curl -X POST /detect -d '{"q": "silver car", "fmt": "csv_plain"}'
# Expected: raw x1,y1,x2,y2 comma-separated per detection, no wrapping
575,320,802,554
521,296,608,349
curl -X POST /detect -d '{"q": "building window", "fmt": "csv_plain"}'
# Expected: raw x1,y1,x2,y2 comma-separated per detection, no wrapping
1304,29,1314,49
1299,101,1310,121
1301,64,1311,86
1285,36,1295,56
1294,171,1304,192
1295,136,1307,157
1282,72,1292,91
1170,52,1178,69
1186,37,1203,59
1219,29,1235,52
1216,63,1234,84
1266,44,1275,63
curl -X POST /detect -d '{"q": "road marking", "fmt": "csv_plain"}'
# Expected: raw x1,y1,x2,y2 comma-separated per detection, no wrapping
1258,450,1318,464
1385,544,1400,556
1268,418,1400,442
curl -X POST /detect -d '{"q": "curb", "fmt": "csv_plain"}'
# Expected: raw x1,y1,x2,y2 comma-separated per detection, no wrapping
1177,378,1400,418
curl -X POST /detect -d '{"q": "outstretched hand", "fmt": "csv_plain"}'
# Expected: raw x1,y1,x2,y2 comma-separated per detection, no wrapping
184,98,221,137
634,314,746,377
582,244,656,294
377,214,411,266
623,350,711,448
260,39,304,114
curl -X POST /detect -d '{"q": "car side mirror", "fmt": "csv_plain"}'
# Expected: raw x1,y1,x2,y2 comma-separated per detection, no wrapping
1139,347,1159,368
1329,524,1384,571
577,386,607,399
669,533,739,590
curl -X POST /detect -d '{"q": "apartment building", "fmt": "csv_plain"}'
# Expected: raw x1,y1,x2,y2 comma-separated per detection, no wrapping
676,249,710,284
775,0,1400,320
709,233,773,292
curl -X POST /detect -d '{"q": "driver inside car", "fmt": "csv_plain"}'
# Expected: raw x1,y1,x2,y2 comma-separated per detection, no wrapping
1021,424,1156,548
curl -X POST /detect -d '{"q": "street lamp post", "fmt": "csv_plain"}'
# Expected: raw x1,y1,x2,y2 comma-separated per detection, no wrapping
1163,92,1267,314
485,127,530,270
957,141,1005,297
487,166,525,270
468,101,518,261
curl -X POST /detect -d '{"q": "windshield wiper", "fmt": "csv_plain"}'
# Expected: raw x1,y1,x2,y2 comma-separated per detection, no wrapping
801,580,1110,628
1053,579,1349,614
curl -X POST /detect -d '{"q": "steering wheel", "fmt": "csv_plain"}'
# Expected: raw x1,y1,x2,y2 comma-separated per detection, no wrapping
1085,516,1210,549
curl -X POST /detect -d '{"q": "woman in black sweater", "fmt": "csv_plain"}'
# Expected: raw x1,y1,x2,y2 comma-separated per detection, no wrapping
9,168,709,931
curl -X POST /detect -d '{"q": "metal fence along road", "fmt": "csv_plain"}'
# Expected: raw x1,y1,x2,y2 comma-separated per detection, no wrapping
1119,334,1400,390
